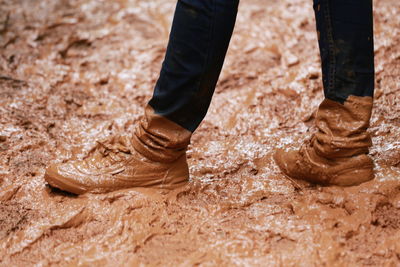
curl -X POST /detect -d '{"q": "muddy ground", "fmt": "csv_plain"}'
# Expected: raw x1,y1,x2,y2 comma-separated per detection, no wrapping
1,0,400,266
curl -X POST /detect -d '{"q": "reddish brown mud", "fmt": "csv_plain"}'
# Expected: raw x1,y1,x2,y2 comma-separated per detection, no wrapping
1,0,400,266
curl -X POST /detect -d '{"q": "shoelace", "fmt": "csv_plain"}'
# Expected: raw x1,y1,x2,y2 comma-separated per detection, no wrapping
86,135,133,162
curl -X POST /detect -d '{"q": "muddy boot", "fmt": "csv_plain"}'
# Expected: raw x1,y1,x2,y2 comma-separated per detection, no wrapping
45,106,191,194
274,96,374,186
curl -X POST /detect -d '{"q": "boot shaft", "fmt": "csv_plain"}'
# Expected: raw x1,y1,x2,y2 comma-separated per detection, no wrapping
314,96,373,159
132,105,192,163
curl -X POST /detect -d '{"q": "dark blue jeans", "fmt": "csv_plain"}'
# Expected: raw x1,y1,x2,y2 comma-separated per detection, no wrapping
148,0,374,132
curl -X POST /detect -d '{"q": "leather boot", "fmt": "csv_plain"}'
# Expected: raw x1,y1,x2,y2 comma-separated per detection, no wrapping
45,106,191,194
274,96,374,186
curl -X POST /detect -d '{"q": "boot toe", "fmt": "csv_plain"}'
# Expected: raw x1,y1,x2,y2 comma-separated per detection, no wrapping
45,162,90,194
274,148,299,178
274,147,325,185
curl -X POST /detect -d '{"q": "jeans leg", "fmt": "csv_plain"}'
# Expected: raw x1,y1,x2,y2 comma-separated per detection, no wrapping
148,0,239,132
313,0,375,103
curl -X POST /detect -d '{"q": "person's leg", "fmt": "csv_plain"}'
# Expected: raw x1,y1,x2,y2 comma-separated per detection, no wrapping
44,0,239,194
316,0,374,102
133,0,239,164
275,0,375,186
149,0,239,132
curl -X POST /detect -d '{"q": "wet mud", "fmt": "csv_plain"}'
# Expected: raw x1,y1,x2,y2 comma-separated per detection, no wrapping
1,0,400,265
